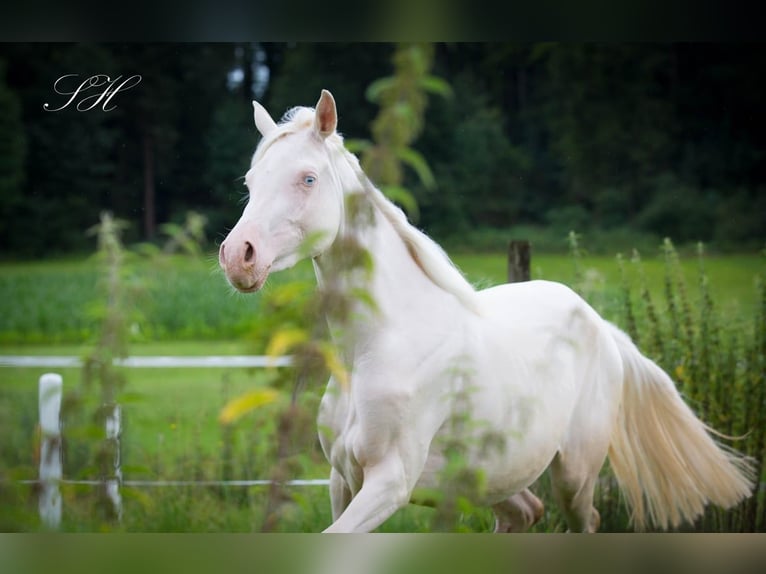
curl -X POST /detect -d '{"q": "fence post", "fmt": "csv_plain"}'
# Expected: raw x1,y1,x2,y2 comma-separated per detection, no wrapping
105,404,123,522
38,373,62,530
507,240,531,283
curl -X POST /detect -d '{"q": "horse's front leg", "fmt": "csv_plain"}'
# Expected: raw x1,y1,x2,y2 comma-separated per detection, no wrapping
322,382,437,533
318,377,354,522
329,467,352,521
323,453,415,533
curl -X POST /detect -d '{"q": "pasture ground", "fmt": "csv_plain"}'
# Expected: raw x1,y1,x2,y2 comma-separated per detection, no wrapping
0,249,763,531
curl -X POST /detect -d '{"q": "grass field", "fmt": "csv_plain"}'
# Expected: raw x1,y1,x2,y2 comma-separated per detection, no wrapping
1,249,761,344
1,246,764,532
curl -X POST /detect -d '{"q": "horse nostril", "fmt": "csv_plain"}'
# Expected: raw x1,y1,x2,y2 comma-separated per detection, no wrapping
244,241,254,263
219,243,227,267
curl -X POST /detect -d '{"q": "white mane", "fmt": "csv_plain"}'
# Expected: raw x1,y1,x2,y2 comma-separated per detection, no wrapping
260,106,483,315
350,157,483,315
328,137,483,316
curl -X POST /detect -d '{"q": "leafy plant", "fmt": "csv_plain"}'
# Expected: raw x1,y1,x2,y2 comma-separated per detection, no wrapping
589,239,764,532
65,212,143,526
345,43,451,220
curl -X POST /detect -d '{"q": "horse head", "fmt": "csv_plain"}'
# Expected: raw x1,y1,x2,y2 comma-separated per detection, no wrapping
219,90,344,292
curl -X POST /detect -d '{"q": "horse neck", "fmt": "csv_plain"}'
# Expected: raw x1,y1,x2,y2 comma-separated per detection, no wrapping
313,190,461,342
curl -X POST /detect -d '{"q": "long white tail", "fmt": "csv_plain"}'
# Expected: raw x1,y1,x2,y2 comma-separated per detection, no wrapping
606,324,755,530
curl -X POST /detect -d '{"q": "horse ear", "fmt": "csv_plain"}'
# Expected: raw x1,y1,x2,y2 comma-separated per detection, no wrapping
314,89,337,138
253,101,277,137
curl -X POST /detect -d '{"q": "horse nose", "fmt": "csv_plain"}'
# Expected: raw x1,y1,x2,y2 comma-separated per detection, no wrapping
219,240,256,269
218,242,228,268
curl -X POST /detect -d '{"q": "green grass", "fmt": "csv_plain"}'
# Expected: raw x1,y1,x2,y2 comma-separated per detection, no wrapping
1,247,764,532
0,358,459,532
454,252,762,322
1,249,761,345
0,254,316,344
0,361,333,532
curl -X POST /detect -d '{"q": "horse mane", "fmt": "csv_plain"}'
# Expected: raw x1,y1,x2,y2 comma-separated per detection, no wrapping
329,137,483,316
259,106,483,315
360,174,483,315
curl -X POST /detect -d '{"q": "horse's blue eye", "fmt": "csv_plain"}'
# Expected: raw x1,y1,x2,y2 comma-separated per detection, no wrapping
304,175,316,186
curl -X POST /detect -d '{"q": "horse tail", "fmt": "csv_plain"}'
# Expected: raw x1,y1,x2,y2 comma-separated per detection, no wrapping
606,323,755,531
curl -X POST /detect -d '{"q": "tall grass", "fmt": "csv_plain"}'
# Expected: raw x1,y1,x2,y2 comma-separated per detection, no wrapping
560,237,766,532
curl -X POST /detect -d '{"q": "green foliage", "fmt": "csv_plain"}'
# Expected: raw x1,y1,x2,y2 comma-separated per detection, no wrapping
636,173,718,242
712,187,766,249
57,213,137,526
542,45,675,209
561,239,766,532
159,211,208,257
353,43,449,219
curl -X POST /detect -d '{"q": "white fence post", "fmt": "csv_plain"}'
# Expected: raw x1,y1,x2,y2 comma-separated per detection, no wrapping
38,373,63,530
105,403,122,521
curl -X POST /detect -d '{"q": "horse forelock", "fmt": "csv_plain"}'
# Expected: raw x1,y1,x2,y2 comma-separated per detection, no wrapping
252,106,342,164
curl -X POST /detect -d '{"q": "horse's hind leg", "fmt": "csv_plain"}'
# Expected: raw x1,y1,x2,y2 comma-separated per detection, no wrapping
492,488,544,532
550,328,622,532
549,450,604,533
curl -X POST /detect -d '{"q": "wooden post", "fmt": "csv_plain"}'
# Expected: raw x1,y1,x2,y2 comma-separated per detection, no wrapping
38,373,62,529
507,240,531,283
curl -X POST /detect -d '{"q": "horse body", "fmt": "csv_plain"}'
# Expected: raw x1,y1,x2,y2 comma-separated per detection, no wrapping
219,90,754,533
315,205,622,531
467,281,624,495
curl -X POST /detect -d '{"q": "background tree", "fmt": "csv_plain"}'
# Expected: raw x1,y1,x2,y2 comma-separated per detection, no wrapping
0,43,764,258
0,58,26,249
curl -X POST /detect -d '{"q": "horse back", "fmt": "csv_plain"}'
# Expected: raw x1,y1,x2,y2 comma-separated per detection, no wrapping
457,280,622,487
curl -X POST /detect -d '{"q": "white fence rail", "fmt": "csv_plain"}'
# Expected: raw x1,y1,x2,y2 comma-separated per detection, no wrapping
2,356,328,530
0,355,294,368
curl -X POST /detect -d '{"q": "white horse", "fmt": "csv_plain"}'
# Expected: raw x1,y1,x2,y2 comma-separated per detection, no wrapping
219,89,754,533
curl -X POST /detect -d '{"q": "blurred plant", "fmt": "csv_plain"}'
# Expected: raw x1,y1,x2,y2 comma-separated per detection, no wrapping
426,367,495,532
629,247,665,362
84,213,134,364
134,210,208,259
217,195,374,531
217,43,462,532
616,253,638,342
63,212,145,526
567,230,607,308
345,43,451,220
567,230,584,288
160,211,208,257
